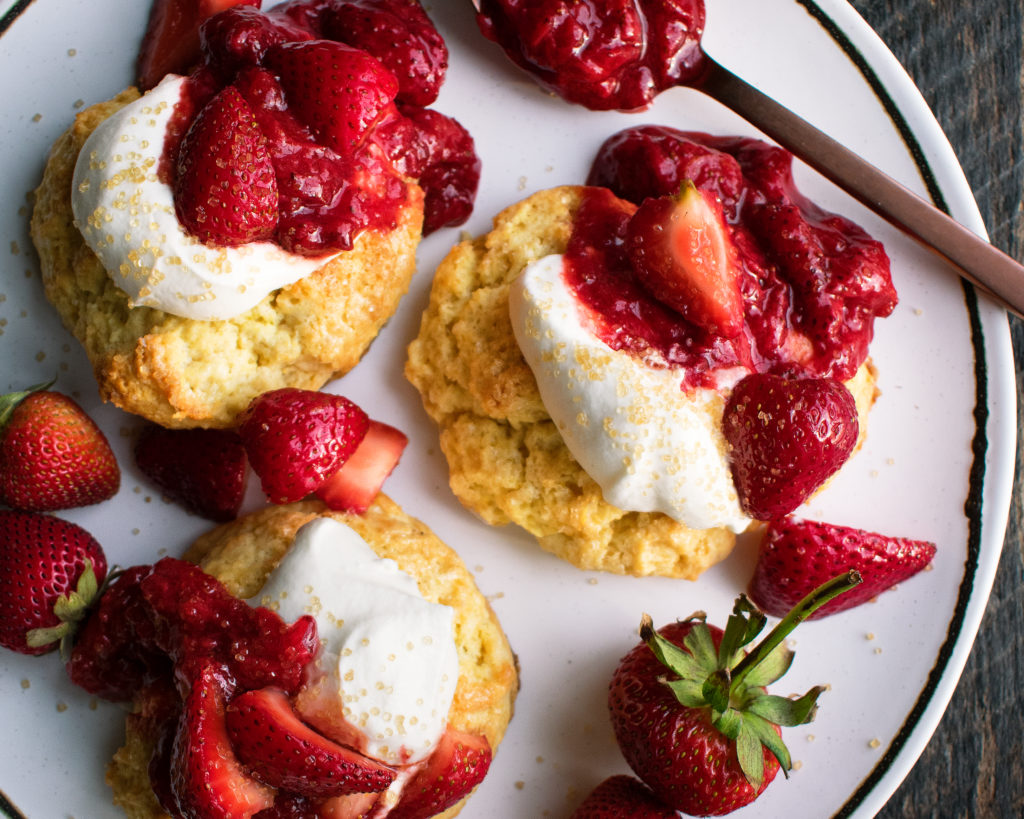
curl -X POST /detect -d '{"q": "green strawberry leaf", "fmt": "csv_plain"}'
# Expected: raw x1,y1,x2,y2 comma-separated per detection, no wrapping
748,687,824,727
735,719,766,789
743,710,793,776
742,642,795,688
663,677,707,708
681,621,718,671
642,615,709,683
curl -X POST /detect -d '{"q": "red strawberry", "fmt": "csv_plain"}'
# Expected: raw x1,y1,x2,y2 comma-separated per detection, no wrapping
226,686,396,797
609,576,859,816
136,0,259,90
237,389,370,504
322,0,449,106
570,775,676,818
199,4,315,80
315,420,406,513
749,517,937,619
387,728,492,819
263,40,399,155
170,660,276,818
722,373,859,520
0,510,108,656
0,382,119,512
134,425,248,521
175,84,279,246
626,181,745,337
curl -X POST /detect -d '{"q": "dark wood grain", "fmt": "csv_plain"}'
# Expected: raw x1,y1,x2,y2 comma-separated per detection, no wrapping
847,1,1024,817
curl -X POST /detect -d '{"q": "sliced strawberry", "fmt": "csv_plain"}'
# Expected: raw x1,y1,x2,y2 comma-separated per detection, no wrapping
322,0,448,106
387,728,492,819
626,181,745,337
170,661,276,819
136,0,259,90
237,388,370,504
570,775,678,819
175,84,279,246
315,420,407,514
262,39,399,155
226,687,396,797
722,373,859,520
749,517,937,619
134,425,248,521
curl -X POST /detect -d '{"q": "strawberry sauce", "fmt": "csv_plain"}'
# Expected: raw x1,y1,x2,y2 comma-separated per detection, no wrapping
476,0,708,111
160,1,478,254
575,126,897,388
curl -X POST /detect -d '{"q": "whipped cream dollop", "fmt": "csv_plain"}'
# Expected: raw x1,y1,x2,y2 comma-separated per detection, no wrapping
71,75,338,321
509,254,752,533
250,517,459,765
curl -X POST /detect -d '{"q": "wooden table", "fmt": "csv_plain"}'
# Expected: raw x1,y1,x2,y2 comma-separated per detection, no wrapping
847,1,1024,816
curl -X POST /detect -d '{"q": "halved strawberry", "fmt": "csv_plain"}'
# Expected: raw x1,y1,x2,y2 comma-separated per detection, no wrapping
262,39,399,155
722,373,859,520
134,425,248,521
136,0,259,90
226,687,396,797
626,181,745,337
315,420,407,514
175,84,279,246
387,728,492,819
199,4,314,80
237,389,370,504
170,661,275,818
748,517,937,619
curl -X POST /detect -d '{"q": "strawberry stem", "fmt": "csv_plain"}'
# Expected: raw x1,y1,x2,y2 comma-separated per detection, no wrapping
729,570,861,694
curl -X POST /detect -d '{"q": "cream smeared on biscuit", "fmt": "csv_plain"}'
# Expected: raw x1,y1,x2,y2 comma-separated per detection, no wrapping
250,517,458,765
71,75,338,321
509,254,752,533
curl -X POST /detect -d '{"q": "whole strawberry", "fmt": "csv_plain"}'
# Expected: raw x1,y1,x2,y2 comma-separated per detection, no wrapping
608,574,859,816
0,381,120,512
134,425,248,521
237,388,370,504
722,372,859,520
749,517,937,619
570,775,677,818
0,510,108,656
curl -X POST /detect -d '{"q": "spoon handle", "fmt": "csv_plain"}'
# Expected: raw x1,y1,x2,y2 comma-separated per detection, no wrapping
699,56,1024,319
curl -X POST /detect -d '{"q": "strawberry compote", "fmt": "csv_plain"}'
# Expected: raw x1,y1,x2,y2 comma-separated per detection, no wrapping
578,126,897,388
160,1,478,254
475,0,707,111
67,558,318,703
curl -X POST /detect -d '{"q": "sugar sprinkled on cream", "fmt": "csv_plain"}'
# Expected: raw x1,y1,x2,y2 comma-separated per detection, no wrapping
71,75,339,321
250,518,458,765
508,254,752,533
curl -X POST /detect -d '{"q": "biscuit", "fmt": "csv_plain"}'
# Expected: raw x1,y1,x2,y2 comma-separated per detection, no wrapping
106,496,518,819
406,186,876,578
31,90,424,429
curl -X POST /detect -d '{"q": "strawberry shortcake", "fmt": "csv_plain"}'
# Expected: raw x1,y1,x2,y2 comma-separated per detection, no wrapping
70,496,517,818
407,126,893,578
31,2,478,428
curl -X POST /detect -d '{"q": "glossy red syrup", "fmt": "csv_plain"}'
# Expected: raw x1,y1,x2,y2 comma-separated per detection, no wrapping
476,0,707,111
160,1,478,254
571,126,897,388
67,557,318,703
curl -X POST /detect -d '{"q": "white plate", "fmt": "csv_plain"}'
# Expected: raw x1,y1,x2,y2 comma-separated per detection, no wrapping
0,1,1015,817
